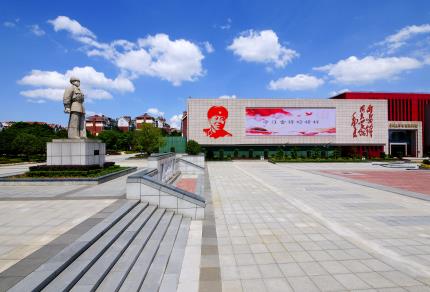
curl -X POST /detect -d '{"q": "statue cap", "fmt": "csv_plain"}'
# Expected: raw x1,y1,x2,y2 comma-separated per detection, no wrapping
70,76,80,83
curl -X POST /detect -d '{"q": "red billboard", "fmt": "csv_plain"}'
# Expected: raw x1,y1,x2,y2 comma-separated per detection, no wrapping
246,107,336,136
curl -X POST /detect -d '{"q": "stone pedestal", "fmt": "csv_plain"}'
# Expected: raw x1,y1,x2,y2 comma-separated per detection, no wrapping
47,139,106,166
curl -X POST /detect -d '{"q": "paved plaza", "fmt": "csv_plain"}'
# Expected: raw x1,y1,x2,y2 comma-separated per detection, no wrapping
1,158,430,291
208,161,430,292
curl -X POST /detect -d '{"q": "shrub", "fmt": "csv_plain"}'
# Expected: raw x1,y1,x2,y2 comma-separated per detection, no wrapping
132,124,165,155
380,151,386,159
186,140,201,155
423,159,430,165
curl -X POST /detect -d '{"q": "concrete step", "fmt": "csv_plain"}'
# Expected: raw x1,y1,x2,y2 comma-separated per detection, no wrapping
42,202,148,292
9,200,140,292
95,208,166,292
118,211,175,292
140,214,183,292
10,200,192,292
159,217,191,292
71,205,158,291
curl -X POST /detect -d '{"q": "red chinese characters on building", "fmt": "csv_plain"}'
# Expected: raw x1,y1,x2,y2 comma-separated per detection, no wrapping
351,104,373,138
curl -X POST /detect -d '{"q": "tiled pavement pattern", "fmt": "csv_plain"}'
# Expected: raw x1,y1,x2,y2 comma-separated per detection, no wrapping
320,170,430,196
175,176,198,193
208,161,430,292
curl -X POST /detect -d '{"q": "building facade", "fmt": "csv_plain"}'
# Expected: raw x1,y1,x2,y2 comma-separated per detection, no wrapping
117,116,132,132
85,115,116,136
187,98,389,158
332,92,430,157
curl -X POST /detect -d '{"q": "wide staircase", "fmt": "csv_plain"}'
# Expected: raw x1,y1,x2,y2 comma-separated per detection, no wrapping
10,200,191,292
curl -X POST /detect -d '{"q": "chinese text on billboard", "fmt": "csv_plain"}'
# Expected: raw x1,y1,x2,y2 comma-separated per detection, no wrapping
245,108,336,136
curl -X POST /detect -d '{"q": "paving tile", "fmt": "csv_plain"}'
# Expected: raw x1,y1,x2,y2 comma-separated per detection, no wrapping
299,262,328,276
235,254,256,265
263,278,293,292
279,263,306,277
287,276,320,292
238,265,261,280
357,272,397,288
289,251,314,262
241,279,267,292
222,280,243,292
254,253,275,265
258,264,283,278
333,273,371,290
341,260,372,273
380,271,423,287
319,261,349,274
361,259,395,272
310,274,346,291
221,265,240,281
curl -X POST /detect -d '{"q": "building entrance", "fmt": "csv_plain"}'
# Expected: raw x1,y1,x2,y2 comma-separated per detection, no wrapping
389,130,417,157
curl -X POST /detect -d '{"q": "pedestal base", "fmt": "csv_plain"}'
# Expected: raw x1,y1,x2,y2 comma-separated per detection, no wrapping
47,139,106,166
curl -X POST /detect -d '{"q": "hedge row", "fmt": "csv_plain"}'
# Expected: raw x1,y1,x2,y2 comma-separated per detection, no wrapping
24,165,122,178
29,162,115,172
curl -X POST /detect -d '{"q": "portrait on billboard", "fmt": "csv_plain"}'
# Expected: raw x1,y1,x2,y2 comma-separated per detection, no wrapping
203,106,233,139
245,108,336,136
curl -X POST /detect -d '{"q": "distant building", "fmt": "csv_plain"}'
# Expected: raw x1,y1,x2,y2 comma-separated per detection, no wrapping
117,116,132,132
86,115,115,136
181,111,188,138
135,113,156,129
1,121,15,129
155,117,167,128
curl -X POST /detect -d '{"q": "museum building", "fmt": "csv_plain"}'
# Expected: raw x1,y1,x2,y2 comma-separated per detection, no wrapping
184,92,430,159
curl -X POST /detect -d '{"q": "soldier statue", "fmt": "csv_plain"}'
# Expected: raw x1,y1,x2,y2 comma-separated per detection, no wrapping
63,77,87,139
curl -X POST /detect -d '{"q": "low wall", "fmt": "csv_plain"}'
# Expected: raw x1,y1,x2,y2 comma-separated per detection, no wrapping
177,158,205,175
127,168,205,220
180,154,205,168
147,153,178,182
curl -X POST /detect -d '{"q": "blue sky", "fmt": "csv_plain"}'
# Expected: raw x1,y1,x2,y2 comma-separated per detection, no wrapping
1,0,430,127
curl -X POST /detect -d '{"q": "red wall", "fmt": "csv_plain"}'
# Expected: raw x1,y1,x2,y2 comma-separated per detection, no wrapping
332,92,430,154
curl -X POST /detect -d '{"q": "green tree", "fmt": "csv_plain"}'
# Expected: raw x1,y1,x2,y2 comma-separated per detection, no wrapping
0,122,64,157
11,133,44,159
98,130,121,150
132,124,165,155
186,140,201,155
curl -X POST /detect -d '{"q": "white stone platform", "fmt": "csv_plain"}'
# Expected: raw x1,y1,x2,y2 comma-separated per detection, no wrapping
47,139,106,166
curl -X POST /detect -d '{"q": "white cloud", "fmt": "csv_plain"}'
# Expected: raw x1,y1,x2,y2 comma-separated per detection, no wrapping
18,66,133,103
147,108,165,117
19,66,134,92
86,110,104,116
204,41,214,53
3,21,16,28
330,88,350,96
218,94,237,99
227,29,298,68
219,18,232,30
382,24,430,52
19,70,67,88
48,16,207,86
169,114,182,129
135,34,205,85
20,88,64,101
85,89,113,100
314,56,422,84
269,74,324,91
29,24,45,36
48,16,95,38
